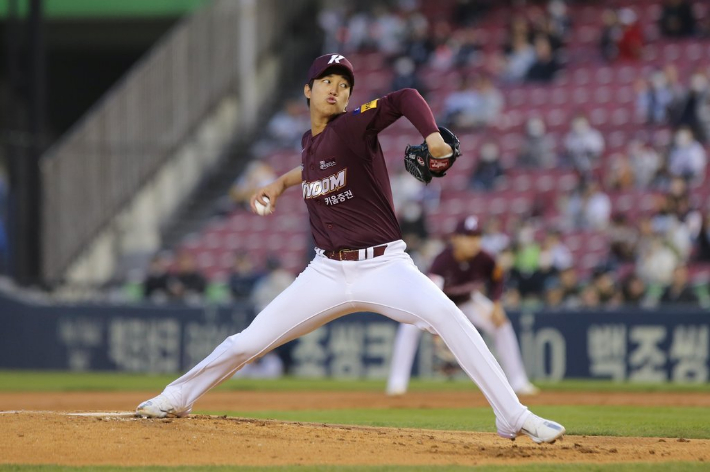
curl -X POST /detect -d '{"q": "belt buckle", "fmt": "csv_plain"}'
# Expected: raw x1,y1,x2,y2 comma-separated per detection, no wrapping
339,249,354,261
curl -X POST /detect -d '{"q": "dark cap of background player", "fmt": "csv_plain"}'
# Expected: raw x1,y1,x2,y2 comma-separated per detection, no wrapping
453,216,482,237
307,53,355,90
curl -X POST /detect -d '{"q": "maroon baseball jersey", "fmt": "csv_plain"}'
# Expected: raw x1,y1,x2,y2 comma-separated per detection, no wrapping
300,88,439,251
429,247,504,305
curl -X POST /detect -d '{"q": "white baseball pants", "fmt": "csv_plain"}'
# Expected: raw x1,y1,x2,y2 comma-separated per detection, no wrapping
160,240,530,436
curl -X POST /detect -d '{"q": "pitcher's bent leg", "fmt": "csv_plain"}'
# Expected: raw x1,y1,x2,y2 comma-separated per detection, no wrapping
354,257,530,436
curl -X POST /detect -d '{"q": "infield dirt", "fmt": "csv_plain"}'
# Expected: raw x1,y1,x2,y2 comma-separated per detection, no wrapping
1,391,708,467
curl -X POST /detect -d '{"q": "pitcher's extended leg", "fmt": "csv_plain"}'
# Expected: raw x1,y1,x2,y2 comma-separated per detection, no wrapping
140,260,351,415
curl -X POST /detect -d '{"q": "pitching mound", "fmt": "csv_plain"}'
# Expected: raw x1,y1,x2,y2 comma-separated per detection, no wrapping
1,410,709,467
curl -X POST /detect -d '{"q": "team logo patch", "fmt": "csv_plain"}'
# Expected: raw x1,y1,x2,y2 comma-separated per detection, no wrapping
352,99,378,114
429,158,450,170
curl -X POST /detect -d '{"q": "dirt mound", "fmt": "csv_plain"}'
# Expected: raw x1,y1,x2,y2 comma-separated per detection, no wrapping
0,412,707,467
1,390,708,467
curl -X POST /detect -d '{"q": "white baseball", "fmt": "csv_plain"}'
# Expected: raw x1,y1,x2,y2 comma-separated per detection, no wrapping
254,197,272,216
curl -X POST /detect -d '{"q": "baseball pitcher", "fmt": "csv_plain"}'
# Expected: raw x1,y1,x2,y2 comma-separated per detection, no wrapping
136,53,565,444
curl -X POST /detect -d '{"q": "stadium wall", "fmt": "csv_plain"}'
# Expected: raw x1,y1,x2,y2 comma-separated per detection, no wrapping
1,295,707,383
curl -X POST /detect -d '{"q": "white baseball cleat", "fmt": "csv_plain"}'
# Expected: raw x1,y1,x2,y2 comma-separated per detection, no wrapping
135,394,189,418
514,383,540,396
518,413,566,444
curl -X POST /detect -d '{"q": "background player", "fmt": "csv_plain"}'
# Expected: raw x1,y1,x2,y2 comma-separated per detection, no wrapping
136,53,565,444
387,216,539,396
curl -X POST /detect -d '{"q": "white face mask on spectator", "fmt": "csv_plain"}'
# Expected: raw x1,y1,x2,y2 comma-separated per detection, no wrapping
528,118,545,137
650,72,666,90
480,143,499,162
690,74,708,93
572,118,589,133
675,130,692,147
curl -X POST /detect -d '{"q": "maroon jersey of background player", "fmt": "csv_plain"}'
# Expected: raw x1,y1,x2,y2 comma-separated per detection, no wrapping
429,248,504,305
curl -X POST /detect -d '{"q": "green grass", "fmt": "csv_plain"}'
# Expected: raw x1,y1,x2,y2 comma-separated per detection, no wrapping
1,463,709,471
0,371,708,394
202,405,710,439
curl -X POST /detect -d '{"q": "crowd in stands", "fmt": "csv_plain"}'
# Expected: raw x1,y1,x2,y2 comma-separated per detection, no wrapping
125,0,710,312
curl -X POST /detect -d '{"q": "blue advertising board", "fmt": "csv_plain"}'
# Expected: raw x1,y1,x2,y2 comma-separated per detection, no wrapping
1,295,707,382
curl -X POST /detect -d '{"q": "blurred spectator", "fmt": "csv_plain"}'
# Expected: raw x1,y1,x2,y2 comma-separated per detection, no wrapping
343,8,373,53
251,256,295,312
229,251,263,302
696,211,710,261
429,19,456,70
669,72,710,143
524,35,559,83
660,265,699,304
143,253,171,301
452,0,493,27
637,235,679,287
667,127,707,185
558,267,581,307
600,8,622,61
651,189,696,261
503,15,532,54
562,114,605,176
481,216,510,256
442,74,503,130
518,116,556,168
229,160,277,210
659,0,696,38
509,224,546,302
591,267,623,307
546,0,571,40
579,284,601,308
539,229,573,272
502,32,536,83
621,273,647,305
566,179,612,231
390,166,426,215
616,8,643,61
634,70,673,124
399,200,429,240
402,11,433,65
264,99,309,150
370,5,406,56
605,153,635,191
469,141,505,191
167,251,207,302
608,214,639,265
628,140,662,189
451,27,484,69
390,56,427,96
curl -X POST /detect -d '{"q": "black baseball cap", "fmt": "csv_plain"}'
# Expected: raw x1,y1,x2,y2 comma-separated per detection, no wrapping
453,216,483,237
307,53,355,89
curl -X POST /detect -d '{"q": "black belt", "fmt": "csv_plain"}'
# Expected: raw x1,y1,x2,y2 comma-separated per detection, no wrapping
323,244,388,261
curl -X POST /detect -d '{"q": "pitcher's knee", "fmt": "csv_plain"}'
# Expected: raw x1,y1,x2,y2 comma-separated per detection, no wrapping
224,333,267,363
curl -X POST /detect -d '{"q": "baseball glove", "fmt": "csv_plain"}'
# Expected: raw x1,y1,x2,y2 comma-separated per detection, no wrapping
404,126,461,184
